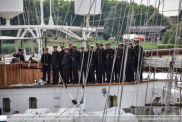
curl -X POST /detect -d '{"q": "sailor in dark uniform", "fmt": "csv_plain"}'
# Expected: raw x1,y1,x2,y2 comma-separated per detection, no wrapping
79,46,86,83
62,47,72,84
134,39,144,81
87,45,96,83
41,47,52,85
95,42,100,52
104,42,114,83
125,42,136,82
59,45,65,81
69,43,73,83
15,48,25,63
51,45,59,85
124,39,133,49
69,43,73,53
115,43,125,83
84,44,90,79
96,43,105,83
70,45,80,84
95,42,100,82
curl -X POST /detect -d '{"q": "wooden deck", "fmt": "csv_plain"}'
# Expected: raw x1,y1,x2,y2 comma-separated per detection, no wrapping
0,64,42,86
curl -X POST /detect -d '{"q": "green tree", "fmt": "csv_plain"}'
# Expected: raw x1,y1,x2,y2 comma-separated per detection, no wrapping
162,23,182,45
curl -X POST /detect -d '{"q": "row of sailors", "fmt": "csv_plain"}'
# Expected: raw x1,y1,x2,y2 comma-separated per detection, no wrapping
40,39,144,85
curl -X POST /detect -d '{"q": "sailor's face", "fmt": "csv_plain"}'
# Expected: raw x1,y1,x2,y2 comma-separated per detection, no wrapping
119,45,123,49
69,45,72,49
96,44,99,47
61,47,64,50
134,41,138,45
128,45,131,49
99,45,103,49
90,48,93,51
73,47,76,51
53,47,57,51
81,48,85,51
44,50,48,53
107,45,111,49
65,50,68,53
21,50,24,54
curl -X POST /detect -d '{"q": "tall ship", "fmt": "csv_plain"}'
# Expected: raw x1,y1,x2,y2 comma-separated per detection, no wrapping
0,0,181,122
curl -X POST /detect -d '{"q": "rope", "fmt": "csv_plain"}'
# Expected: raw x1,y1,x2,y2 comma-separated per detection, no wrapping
110,3,118,41
62,0,73,28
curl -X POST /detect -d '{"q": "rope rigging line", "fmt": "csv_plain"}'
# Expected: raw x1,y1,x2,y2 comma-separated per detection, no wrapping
62,0,73,29
94,0,106,41
116,1,126,42
110,3,118,41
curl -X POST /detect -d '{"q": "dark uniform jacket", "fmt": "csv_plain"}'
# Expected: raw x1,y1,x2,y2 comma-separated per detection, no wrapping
124,45,133,49
15,53,25,62
51,51,59,66
62,53,71,68
96,48,105,65
104,48,114,64
79,51,86,67
41,53,52,66
116,49,125,65
127,48,136,64
88,51,96,67
69,48,73,53
134,45,144,62
95,47,100,52
59,50,65,65
70,50,80,66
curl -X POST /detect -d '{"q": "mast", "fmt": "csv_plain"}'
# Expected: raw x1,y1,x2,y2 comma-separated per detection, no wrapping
40,0,45,26
48,0,54,25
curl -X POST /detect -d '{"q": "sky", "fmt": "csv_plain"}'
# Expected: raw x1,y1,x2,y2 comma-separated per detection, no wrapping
65,0,180,17
128,0,179,16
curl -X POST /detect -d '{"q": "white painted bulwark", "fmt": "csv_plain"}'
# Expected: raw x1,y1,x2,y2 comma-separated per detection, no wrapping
75,0,101,15
0,81,166,115
0,0,23,19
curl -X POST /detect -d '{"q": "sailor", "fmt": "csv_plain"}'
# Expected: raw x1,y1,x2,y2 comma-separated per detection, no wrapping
96,43,105,83
51,45,59,85
70,45,80,84
104,42,114,83
87,45,96,83
41,47,52,85
134,39,144,81
95,42,100,52
59,45,65,81
125,42,136,82
69,42,73,83
15,48,25,63
79,46,86,83
95,42,100,82
62,47,72,84
69,43,73,53
115,43,124,82
124,39,133,49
